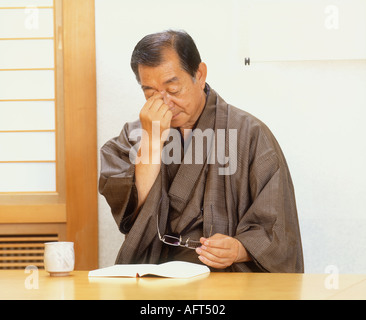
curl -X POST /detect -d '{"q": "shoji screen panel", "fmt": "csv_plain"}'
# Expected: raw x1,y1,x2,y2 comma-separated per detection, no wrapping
0,1,57,194
0,0,66,224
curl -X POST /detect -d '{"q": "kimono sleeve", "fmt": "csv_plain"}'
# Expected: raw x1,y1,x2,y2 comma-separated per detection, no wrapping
234,139,304,273
98,122,141,234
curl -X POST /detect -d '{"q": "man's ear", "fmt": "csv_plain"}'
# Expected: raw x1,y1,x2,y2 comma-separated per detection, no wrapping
195,62,207,90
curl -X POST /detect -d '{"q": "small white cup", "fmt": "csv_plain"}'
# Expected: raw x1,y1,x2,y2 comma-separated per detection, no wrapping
44,242,75,277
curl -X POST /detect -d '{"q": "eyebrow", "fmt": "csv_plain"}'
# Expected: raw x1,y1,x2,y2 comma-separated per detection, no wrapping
164,76,179,85
141,77,179,91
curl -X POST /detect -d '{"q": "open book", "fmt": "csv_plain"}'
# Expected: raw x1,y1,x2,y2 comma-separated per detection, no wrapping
88,261,210,279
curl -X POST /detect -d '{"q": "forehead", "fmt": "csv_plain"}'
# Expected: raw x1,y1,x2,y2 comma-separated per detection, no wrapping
138,50,187,88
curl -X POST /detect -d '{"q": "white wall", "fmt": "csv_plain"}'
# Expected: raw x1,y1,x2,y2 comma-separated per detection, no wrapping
95,0,366,273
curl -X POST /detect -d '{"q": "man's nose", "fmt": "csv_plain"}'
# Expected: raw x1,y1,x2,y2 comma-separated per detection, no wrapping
160,91,174,108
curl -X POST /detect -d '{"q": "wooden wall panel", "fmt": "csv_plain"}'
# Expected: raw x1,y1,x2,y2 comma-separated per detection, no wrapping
62,0,98,270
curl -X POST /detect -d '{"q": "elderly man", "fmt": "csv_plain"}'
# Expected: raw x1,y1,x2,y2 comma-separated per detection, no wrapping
99,30,304,272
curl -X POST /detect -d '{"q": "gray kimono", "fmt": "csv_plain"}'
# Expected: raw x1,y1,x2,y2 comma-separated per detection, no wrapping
99,84,304,273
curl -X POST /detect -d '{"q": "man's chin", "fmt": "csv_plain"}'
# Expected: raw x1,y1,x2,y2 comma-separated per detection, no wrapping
170,115,184,128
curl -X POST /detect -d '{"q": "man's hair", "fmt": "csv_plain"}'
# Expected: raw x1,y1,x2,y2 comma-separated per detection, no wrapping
130,30,202,83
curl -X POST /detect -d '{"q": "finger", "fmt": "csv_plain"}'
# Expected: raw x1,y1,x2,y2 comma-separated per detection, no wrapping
156,103,169,117
199,245,231,261
149,98,165,113
158,105,172,129
202,234,233,249
198,254,229,269
143,92,163,111
197,248,235,269
198,235,239,264
163,109,173,124
197,245,226,261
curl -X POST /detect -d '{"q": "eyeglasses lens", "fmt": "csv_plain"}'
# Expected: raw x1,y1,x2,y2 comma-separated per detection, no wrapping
162,235,180,246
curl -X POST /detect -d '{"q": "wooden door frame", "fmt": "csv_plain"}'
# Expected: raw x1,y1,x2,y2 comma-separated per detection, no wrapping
62,0,98,270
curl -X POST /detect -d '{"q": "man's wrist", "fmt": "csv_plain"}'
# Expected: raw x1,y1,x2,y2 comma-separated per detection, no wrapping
137,137,164,164
234,239,252,263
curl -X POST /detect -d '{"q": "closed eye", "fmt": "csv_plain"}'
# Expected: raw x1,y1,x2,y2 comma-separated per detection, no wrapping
167,88,181,96
142,88,157,99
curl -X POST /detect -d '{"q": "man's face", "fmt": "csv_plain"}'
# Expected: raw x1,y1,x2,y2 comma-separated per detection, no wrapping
138,49,207,129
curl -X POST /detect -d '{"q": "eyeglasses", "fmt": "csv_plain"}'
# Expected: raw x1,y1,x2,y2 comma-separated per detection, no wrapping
158,230,202,250
156,204,213,250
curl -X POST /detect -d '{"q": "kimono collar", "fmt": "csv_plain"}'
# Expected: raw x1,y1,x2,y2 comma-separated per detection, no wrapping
167,83,217,213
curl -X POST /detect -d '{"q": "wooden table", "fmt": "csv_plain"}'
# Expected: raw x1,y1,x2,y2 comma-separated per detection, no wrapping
0,270,365,300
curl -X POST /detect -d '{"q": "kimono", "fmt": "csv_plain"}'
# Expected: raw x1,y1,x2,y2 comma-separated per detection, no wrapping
99,84,304,273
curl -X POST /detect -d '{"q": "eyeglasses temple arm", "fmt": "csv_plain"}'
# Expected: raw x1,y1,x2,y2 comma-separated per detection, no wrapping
156,217,162,240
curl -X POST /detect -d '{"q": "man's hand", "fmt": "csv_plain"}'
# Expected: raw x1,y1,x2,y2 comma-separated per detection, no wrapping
139,92,173,146
196,233,252,269
135,93,172,210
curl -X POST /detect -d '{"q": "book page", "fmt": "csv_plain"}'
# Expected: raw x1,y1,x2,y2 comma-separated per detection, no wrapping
88,261,210,278
140,261,210,278
88,264,158,278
